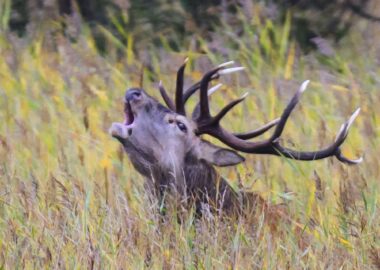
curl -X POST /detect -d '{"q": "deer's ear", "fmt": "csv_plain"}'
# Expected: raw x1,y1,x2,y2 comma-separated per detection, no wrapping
198,140,245,167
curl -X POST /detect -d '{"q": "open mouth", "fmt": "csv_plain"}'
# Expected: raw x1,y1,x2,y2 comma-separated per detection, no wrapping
124,102,135,126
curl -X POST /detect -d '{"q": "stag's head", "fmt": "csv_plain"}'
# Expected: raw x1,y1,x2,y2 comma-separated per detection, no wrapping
109,86,245,181
110,60,362,189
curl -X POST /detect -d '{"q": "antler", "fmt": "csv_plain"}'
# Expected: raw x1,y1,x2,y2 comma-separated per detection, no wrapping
157,60,362,164
194,76,362,165
158,81,175,111
158,59,279,140
158,60,230,110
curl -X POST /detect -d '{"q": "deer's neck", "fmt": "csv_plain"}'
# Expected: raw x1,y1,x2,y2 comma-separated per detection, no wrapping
182,153,240,210
128,149,243,211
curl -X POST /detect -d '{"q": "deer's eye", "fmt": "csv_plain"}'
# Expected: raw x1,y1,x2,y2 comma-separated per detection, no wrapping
176,121,187,133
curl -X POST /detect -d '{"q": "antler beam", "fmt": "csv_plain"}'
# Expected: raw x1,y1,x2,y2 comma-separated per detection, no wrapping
158,59,362,164
194,75,362,165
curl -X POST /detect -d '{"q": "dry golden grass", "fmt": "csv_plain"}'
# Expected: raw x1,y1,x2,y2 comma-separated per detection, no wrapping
0,15,379,269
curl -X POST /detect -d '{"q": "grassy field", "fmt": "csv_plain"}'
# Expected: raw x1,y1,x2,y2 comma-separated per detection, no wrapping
0,9,379,269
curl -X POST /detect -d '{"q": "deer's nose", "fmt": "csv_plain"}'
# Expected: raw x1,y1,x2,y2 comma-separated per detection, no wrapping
125,89,142,102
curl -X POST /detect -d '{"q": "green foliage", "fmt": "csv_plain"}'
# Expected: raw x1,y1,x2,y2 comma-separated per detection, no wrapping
0,0,11,31
6,0,380,53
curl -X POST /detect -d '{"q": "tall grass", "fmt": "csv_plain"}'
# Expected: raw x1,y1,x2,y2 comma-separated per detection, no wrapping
0,8,379,269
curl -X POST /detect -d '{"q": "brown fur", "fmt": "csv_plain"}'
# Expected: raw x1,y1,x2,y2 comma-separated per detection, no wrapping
110,88,277,217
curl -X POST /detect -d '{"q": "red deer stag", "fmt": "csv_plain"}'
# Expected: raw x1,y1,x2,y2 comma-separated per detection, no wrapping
109,60,362,213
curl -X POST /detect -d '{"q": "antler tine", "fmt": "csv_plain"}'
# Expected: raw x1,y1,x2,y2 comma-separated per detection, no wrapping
193,61,279,140
192,83,223,120
334,108,361,144
234,118,280,139
335,149,363,164
192,85,277,140
206,93,249,127
183,63,244,103
230,80,305,140
175,58,188,115
184,82,201,102
195,80,362,165
198,67,223,121
270,80,310,141
158,81,175,111
197,66,246,121
331,108,363,164
159,58,224,114
184,77,218,103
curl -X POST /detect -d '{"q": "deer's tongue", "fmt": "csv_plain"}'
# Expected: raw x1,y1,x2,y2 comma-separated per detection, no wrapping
124,102,134,126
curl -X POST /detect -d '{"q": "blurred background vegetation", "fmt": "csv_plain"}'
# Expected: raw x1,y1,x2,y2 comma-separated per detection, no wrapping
5,0,380,52
0,0,379,269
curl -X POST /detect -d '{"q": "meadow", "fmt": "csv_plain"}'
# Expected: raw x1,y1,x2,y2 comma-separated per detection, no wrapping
0,5,379,269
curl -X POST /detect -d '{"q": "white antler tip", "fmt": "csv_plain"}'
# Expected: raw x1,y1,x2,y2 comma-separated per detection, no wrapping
184,57,189,63
208,83,223,96
159,80,162,86
347,107,361,129
353,157,364,164
218,61,235,68
241,92,249,99
300,80,310,93
218,67,245,75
